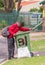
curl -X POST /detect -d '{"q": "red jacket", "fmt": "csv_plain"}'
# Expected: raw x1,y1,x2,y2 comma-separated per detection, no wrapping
8,22,32,38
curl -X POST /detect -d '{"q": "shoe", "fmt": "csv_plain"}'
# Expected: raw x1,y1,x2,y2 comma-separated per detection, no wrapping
12,56,15,58
12,56,17,59
8,57,11,60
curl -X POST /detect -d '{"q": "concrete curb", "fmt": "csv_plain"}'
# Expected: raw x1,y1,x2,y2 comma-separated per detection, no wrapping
0,60,8,65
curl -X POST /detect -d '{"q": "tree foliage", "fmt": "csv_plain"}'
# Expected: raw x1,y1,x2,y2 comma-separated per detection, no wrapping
29,6,43,12
38,6,43,12
29,8,38,12
0,0,4,7
40,0,45,5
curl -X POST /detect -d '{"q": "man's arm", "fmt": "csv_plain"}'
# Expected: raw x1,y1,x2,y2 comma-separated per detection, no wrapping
20,27,32,31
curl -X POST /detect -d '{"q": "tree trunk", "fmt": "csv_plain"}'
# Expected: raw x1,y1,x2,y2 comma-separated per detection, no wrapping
4,0,14,12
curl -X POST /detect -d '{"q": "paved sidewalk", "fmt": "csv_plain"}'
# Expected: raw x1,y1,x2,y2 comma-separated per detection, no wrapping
30,32,45,36
30,32,45,40
0,36,8,64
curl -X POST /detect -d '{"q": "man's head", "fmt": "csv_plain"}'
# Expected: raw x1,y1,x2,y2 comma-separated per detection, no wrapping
16,22,24,27
19,22,24,27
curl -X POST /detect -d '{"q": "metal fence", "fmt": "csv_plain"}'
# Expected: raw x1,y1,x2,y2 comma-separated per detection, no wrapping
18,12,43,31
0,10,19,25
0,11,43,31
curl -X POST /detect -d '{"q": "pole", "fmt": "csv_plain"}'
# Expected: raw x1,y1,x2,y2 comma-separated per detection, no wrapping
31,22,43,31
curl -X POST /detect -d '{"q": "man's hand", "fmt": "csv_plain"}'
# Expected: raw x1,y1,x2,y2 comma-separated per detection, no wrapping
29,28,32,31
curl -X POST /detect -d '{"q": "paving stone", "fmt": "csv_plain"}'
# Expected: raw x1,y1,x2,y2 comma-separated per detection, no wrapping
0,58,6,63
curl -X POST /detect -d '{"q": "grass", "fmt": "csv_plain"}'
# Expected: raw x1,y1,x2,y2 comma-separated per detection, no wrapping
2,39,45,65
3,56,45,65
30,39,45,51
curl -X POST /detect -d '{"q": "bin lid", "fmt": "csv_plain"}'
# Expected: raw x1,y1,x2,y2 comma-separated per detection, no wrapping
14,31,30,36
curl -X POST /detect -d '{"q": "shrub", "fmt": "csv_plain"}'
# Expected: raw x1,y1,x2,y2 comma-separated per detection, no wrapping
1,20,7,28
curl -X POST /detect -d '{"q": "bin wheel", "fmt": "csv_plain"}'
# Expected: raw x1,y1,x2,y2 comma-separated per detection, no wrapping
30,52,34,57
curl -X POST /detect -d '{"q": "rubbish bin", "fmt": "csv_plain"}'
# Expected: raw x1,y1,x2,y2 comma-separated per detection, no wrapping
14,32,31,58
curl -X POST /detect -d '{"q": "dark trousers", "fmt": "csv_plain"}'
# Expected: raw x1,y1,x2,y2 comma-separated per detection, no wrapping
7,37,15,58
